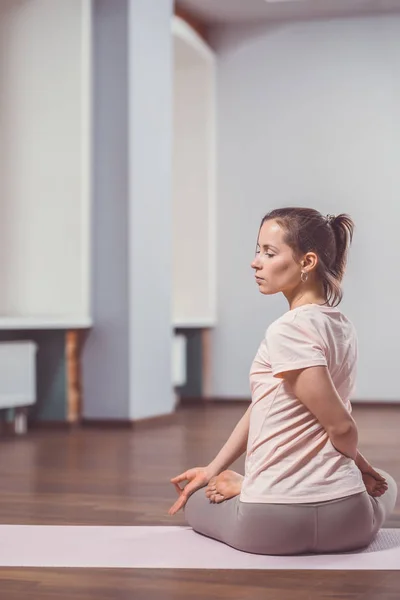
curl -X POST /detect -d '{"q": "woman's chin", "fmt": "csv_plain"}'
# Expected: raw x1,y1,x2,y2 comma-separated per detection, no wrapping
258,285,270,295
258,284,276,296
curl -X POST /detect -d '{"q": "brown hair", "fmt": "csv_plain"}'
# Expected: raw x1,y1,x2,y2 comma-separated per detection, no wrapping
260,207,354,307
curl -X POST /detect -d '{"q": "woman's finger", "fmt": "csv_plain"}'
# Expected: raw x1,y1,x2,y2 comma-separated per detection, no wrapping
171,478,205,513
169,480,196,515
173,482,183,496
368,468,386,482
180,478,203,499
372,489,384,497
168,499,182,515
170,472,188,484
168,493,187,515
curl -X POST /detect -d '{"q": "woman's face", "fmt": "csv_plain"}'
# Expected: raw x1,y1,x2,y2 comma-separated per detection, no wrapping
251,219,302,296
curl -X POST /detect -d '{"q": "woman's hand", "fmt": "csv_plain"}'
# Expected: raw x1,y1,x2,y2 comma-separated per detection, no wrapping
168,467,214,516
360,464,388,497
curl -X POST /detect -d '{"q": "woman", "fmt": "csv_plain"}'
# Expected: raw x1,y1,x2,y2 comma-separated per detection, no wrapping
168,207,398,555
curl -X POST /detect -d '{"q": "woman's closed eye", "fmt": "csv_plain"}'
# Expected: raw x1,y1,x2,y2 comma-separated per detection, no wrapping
256,251,275,258
255,248,275,258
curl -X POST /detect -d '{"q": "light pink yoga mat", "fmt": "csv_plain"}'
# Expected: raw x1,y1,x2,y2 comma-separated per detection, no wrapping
0,526,398,569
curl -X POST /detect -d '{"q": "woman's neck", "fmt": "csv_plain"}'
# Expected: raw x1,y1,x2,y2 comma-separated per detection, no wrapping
285,286,326,310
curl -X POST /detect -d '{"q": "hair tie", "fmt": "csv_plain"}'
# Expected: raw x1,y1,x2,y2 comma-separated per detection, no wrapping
326,214,336,225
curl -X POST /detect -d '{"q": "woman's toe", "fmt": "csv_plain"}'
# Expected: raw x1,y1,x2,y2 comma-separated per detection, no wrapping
214,493,225,503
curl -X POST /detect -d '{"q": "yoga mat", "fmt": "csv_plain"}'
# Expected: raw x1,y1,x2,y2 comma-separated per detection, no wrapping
0,526,398,569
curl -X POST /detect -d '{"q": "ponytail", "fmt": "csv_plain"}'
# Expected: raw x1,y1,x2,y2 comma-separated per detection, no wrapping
322,213,355,306
330,214,354,282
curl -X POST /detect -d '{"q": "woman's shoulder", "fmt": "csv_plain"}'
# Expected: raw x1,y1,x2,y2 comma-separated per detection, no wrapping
266,308,297,334
266,304,356,338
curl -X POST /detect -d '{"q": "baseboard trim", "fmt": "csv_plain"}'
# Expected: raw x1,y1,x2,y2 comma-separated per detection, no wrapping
178,397,249,406
30,421,74,430
81,412,178,430
8,414,179,433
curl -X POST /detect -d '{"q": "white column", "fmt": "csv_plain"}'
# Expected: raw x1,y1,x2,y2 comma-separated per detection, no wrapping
83,0,174,420
127,0,174,419
83,0,130,419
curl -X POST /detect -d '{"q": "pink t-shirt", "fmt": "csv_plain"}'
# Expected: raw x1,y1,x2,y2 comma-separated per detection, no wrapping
240,303,366,504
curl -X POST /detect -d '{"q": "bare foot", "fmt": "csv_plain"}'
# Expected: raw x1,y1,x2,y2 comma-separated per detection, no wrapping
205,470,244,504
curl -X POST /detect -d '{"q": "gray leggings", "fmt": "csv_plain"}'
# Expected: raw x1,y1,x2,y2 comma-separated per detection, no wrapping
184,469,398,555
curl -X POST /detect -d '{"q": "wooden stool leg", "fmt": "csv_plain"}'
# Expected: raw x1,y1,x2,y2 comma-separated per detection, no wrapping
66,330,82,424
201,328,212,399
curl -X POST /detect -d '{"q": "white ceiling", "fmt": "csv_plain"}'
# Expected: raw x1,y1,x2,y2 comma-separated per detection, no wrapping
177,0,400,24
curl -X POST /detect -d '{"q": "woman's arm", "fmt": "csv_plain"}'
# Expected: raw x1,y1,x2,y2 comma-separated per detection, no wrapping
206,404,251,476
168,405,251,515
282,364,376,471
355,449,370,471
281,365,358,460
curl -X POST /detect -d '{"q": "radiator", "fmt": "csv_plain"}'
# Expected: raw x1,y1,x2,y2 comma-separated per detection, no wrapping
0,341,38,411
172,334,187,387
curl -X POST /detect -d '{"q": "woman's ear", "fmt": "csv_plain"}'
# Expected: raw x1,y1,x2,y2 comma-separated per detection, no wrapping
304,252,318,270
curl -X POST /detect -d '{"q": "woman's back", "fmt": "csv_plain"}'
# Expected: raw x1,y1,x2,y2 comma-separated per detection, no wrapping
241,303,366,504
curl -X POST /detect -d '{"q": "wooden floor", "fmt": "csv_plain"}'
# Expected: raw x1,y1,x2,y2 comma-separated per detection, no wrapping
0,402,399,599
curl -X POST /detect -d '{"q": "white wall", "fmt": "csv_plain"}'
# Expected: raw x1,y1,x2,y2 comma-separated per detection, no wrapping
211,15,400,402
0,0,91,320
172,27,217,327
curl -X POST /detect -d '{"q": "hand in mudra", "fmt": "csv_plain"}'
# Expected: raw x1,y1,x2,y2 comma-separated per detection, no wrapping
361,465,388,498
168,467,213,516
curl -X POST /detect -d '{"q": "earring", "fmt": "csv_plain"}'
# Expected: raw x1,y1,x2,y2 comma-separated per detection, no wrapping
301,271,308,283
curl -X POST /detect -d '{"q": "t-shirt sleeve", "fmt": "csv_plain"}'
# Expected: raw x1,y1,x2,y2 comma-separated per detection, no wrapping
267,314,327,378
